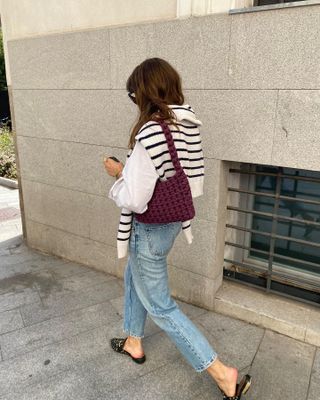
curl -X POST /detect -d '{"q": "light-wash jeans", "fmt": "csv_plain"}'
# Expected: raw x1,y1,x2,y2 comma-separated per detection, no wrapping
123,215,218,373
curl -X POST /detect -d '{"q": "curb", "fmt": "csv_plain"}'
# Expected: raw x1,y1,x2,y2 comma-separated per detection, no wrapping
0,176,18,189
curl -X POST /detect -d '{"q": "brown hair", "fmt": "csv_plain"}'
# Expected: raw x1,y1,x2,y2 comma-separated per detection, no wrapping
126,58,184,149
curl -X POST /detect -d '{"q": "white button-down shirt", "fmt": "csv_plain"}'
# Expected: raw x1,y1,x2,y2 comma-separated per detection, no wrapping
108,140,159,213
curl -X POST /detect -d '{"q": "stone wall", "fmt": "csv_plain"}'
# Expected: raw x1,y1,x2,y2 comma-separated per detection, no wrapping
6,4,320,309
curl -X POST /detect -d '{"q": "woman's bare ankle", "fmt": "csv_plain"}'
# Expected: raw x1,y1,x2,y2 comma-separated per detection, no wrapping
124,336,144,356
206,358,238,397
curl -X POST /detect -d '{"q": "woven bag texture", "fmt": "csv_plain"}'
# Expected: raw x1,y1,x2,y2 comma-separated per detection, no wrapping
134,119,195,224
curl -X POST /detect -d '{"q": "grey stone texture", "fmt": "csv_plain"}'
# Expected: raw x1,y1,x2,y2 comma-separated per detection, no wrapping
6,4,320,312
0,309,23,335
214,280,320,348
0,237,319,400
245,330,316,400
8,29,111,89
228,5,320,89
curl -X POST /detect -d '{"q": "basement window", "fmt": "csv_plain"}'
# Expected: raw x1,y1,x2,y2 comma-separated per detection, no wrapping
254,0,304,5
224,163,320,306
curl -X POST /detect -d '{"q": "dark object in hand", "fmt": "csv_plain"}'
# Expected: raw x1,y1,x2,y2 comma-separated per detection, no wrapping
109,156,120,163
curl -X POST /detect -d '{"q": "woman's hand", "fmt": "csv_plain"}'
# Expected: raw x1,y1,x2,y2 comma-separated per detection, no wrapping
103,157,124,178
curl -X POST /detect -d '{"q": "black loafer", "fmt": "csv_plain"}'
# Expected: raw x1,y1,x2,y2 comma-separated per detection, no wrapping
110,337,146,364
220,374,252,399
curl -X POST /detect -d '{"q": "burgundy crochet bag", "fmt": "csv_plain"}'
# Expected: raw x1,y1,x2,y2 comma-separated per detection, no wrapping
134,119,195,224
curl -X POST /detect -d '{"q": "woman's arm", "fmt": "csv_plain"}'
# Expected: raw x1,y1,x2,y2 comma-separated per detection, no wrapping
108,141,159,213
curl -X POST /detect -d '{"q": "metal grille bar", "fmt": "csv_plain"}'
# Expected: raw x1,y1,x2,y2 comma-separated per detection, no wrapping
225,241,320,270
227,206,320,228
228,187,320,206
224,258,320,293
226,224,320,248
230,168,320,185
224,164,320,305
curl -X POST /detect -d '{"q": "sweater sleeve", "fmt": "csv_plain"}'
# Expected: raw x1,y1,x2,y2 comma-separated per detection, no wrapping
108,140,159,213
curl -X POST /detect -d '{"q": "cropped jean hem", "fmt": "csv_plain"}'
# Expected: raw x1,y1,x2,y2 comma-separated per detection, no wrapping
195,352,218,373
122,329,145,339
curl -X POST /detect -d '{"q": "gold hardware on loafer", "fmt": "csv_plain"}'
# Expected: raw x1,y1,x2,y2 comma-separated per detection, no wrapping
110,337,146,364
220,374,252,399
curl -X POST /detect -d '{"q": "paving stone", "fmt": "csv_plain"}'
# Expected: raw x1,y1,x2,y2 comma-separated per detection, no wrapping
0,287,40,313
0,229,20,242
0,255,68,279
0,335,186,400
194,312,264,370
49,261,97,279
39,269,117,296
0,237,27,256
106,357,210,400
305,307,320,347
308,348,320,400
246,330,315,400
0,270,55,296
0,207,20,223
0,301,121,360
0,309,24,335
0,319,184,398
194,310,256,337
1,370,109,400
20,279,123,325
0,321,138,397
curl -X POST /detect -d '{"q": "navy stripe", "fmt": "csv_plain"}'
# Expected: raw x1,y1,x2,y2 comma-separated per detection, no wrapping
145,139,201,151
159,165,203,178
179,132,200,137
171,106,195,114
175,122,198,129
188,173,204,178
117,237,130,241
138,122,162,135
138,121,199,135
138,130,200,142
121,212,132,217
118,228,132,233
156,157,203,169
184,164,204,170
182,223,191,230
155,159,175,169
151,149,202,160
119,221,132,225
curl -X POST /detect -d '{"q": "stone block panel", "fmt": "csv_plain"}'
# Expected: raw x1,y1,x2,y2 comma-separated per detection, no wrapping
229,5,320,89
272,90,320,171
16,135,128,196
185,89,277,164
21,179,120,247
8,29,110,89
12,89,135,148
25,219,123,279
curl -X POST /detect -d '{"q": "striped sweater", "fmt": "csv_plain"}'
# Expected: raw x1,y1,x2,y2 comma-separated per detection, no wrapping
115,104,204,258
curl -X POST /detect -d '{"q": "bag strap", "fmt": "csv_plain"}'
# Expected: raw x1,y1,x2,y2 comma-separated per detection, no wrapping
158,120,183,173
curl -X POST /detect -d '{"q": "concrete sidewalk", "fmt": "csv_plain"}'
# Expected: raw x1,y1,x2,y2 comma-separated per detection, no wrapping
0,184,319,400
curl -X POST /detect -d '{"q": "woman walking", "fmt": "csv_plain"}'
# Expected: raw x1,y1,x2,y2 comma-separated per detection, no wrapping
104,58,251,399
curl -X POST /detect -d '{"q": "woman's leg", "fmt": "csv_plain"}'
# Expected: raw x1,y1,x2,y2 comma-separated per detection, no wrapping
123,255,147,356
129,220,238,396
128,221,216,370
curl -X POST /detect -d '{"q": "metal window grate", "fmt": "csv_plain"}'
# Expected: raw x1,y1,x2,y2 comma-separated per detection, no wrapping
224,164,320,306
254,0,304,5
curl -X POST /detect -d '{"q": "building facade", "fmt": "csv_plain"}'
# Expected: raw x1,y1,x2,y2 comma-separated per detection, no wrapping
0,0,319,342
